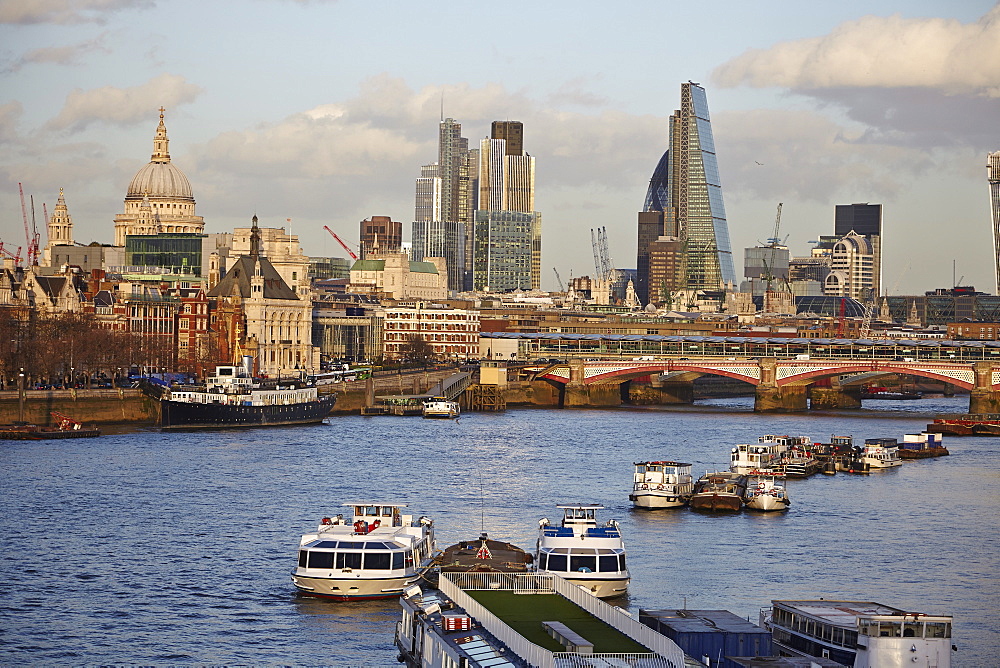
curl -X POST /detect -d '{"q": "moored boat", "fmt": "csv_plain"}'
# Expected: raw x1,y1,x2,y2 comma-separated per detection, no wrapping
438,533,532,574
629,460,693,509
690,471,748,512
0,411,101,440
899,432,949,459
534,504,629,598
761,599,953,668
421,397,460,419
160,360,336,429
927,413,1000,436
291,503,435,600
860,385,922,400
743,470,790,511
861,438,903,468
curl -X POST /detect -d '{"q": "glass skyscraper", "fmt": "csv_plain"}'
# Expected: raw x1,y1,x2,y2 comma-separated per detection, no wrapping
989,151,1000,294
638,82,737,292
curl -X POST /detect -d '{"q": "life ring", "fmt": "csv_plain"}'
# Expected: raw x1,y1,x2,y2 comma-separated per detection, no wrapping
758,482,766,490
656,484,664,491
640,484,648,490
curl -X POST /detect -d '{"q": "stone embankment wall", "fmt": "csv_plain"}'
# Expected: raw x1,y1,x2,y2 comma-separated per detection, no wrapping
0,389,157,426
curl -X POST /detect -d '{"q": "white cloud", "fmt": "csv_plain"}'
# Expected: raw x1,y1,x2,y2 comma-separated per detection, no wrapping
45,73,203,132
0,101,23,143
5,33,109,72
713,5,1000,98
0,0,152,25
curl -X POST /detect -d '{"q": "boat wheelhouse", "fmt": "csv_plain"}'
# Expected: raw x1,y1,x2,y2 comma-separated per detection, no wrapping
762,599,952,668
395,572,688,668
861,438,903,468
291,503,435,600
534,504,628,598
730,442,786,475
630,461,694,509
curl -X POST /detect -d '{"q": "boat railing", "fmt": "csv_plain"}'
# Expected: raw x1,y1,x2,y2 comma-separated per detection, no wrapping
440,572,686,668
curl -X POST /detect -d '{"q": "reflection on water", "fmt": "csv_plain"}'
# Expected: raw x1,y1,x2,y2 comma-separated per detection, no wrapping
1,395,997,665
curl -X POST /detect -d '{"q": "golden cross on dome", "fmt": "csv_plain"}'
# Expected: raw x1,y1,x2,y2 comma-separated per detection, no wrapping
159,106,165,118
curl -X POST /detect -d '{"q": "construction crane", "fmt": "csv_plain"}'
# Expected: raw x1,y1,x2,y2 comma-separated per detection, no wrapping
761,202,783,292
323,225,359,261
18,184,40,266
552,267,565,292
0,241,23,265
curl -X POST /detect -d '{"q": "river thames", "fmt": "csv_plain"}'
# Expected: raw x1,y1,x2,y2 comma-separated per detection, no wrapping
1,395,997,666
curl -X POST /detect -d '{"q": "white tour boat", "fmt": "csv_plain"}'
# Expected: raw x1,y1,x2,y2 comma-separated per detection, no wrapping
534,504,629,598
421,397,460,419
861,438,903,468
743,469,791,511
762,599,953,668
629,460,693,509
291,503,435,600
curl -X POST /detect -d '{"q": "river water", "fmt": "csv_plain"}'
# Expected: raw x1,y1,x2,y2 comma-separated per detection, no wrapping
1,396,997,666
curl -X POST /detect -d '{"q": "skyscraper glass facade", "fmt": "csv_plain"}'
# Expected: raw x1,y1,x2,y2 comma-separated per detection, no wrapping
637,83,736,293
473,210,540,292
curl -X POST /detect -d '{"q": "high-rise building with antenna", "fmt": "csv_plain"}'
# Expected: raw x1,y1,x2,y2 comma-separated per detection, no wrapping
989,151,1000,294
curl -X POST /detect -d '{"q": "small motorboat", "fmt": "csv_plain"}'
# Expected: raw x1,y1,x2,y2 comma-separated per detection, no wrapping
743,470,791,511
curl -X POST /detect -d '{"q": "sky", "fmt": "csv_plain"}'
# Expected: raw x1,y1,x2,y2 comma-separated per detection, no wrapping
1,0,998,295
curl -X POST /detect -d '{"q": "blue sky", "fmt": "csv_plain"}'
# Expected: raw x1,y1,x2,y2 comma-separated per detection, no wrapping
1,0,998,293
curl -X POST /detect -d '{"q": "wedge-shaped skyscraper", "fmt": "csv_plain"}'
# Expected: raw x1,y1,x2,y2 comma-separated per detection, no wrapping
638,82,736,297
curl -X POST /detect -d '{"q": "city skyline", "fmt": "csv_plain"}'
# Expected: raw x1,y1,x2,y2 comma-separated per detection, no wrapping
1,1,998,294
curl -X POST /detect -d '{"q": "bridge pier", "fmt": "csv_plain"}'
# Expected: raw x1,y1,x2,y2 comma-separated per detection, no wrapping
969,361,1000,414
809,383,862,410
754,359,808,412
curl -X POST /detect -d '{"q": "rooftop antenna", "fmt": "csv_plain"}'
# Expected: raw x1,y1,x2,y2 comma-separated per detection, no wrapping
440,91,444,122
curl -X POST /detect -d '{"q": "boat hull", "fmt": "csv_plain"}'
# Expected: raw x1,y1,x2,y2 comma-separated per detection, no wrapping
0,426,101,440
629,491,687,509
689,493,743,512
291,572,421,600
555,574,630,598
745,494,790,512
161,394,336,429
898,447,949,459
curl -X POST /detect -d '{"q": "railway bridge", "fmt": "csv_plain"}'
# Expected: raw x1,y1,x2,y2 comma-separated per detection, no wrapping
526,358,998,412
481,332,1000,412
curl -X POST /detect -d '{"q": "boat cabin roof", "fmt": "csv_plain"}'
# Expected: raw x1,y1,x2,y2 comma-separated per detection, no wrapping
555,503,604,510
634,461,691,467
772,600,911,626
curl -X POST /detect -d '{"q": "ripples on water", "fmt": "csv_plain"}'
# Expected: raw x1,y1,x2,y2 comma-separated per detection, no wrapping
1,395,997,666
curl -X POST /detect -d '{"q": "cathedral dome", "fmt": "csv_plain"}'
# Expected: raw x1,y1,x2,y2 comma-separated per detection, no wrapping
125,108,194,201
127,161,193,200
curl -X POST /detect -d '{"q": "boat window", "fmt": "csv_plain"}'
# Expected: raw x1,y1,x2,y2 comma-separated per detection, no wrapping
392,552,404,570
312,541,338,549
354,506,363,515
844,629,858,646
363,542,391,549
925,622,950,638
339,541,365,549
365,506,379,516
569,554,597,573
832,627,844,645
364,552,391,570
586,509,595,520
598,555,618,572
298,550,307,568
650,466,661,472
546,554,567,571
335,552,362,569
902,622,923,638
308,551,334,569
878,622,901,637
380,506,395,516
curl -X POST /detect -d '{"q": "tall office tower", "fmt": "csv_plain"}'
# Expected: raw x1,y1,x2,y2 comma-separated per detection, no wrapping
412,119,476,291
824,231,874,300
635,82,736,294
359,216,402,259
474,121,540,291
989,151,1000,294
834,203,882,299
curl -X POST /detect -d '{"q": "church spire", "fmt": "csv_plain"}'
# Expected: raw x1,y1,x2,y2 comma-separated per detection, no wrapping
250,214,261,257
151,106,170,163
